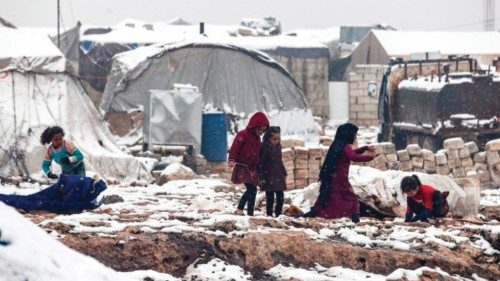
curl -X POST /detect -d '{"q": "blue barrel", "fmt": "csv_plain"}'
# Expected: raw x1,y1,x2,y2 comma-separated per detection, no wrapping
201,112,228,162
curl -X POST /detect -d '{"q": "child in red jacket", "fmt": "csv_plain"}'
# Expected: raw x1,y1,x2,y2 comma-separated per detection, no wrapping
228,112,269,216
401,175,449,222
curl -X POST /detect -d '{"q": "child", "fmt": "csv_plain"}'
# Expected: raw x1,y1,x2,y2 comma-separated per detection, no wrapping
307,123,377,223
228,112,269,216
259,126,287,217
401,175,449,222
41,126,86,178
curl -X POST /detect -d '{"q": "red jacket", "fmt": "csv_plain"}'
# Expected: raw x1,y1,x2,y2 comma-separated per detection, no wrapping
228,112,269,168
406,184,436,214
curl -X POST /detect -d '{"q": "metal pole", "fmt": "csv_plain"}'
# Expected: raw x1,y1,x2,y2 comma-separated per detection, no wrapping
57,0,60,48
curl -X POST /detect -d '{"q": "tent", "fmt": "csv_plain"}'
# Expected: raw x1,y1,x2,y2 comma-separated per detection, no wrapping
348,30,500,73
0,27,149,180
101,39,318,142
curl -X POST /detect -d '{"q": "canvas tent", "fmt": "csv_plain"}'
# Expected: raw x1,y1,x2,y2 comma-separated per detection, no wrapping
348,30,500,73
101,39,317,142
0,27,148,180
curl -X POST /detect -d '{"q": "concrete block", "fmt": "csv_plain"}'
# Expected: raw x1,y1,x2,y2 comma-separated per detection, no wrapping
294,169,308,179
486,151,500,166
485,139,500,152
443,137,465,150
459,147,470,158
397,150,410,161
294,147,309,160
436,165,450,175
411,157,424,168
473,152,487,164
465,141,479,155
422,149,435,162
435,152,448,165
387,161,401,170
424,160,436,173
489,163,500,187
461,157,474,167
446,149,460,160
406,144,422,156
453,167,466,178
401,160,413,171
386,153,398,162
478,170,491,182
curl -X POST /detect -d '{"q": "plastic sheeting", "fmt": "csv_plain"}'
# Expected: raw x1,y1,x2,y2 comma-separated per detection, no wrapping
101,39,317,141
0,27,65,73
290,166,477,218
143,87,202,148
0,71,150,180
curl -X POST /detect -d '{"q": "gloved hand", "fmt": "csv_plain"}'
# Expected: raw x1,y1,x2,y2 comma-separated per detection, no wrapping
59,156,71,165
47,172,58,179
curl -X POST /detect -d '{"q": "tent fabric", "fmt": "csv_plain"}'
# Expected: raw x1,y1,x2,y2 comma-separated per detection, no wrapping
101,39,309,115
0,71,149,180
0,175,106,214
0,27,65,73
50,23,81,74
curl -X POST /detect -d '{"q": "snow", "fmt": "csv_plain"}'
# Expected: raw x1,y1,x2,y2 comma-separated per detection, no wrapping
265,264,386,281
373,30,500,55
82,19,328,52
0,202,169,281
285,27,341,45
184,258,252,281
0,27,66,72
160,163,195,176
481,189,500,206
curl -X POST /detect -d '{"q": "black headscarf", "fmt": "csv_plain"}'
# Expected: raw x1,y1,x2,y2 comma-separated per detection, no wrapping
317,123,359,207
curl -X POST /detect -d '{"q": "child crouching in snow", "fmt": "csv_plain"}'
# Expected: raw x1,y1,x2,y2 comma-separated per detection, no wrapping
258,126,287,217
41,126,86,178
401,175,449,222
228,112,269,216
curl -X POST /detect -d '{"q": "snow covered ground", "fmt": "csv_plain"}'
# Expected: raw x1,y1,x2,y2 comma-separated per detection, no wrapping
0,172,498,280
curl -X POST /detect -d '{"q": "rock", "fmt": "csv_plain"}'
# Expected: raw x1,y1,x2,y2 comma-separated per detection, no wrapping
294,179,307,188
481,206,500,221
157,163,198,185
401,160,413,171
308,148,322,159
386,154,398,162
461,157,473,168
446,149,460,160
436,165,450,175
488,163,500,187
387,161,401,170
424,161,436,173
443,138,465,150
102,195,125,204
452,167,465,178
478,170,491,182
447,158,461,169
294,169,308,179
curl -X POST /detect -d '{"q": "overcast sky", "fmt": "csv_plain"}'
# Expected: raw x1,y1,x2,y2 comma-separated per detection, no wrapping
2,0,499,32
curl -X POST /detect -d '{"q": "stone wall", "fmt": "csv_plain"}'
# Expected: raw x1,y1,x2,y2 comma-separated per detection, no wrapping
347,65,386,126
272,56,329,118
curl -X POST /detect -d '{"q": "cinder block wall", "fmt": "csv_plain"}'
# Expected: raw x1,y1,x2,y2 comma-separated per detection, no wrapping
347,65,386,126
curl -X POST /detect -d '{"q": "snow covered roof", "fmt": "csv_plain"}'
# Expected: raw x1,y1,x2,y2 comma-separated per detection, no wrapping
0,27,66,72
285,27,341,45
373,30,500,56
81,19,328,53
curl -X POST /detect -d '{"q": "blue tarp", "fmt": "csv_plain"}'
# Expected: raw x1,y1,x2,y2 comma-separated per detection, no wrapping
0,175,107,214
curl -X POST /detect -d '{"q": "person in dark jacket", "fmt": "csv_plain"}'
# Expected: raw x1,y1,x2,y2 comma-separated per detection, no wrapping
401,175,449,222
228,112,269,216
259,126,287,217
304,123,377,223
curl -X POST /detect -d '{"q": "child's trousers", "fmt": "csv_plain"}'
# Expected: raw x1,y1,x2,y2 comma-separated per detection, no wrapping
237,183,257,215
266,191,284,217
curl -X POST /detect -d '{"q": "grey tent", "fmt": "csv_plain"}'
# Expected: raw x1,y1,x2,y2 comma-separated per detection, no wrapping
101,39,318,141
